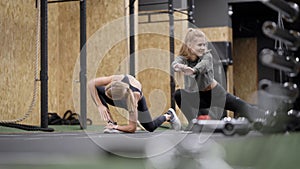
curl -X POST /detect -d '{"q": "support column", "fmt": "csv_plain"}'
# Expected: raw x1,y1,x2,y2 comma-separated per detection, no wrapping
168,0,175,109
80,0,87,129
129,0,136,77
40,0,48,128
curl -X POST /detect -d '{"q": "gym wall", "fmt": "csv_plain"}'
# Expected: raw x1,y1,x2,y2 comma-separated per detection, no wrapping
0,0,41,125
0,0,129,125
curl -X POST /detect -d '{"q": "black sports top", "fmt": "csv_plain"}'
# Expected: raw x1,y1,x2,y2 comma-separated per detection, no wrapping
121,75,142,95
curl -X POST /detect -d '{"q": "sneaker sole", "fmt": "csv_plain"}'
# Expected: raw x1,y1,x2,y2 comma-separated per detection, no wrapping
168,108,181,131
103,128,122,134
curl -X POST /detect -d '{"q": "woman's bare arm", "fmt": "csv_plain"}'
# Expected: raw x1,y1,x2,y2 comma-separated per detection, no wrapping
88,75,115,122
88,75,114,106
106,92,140,133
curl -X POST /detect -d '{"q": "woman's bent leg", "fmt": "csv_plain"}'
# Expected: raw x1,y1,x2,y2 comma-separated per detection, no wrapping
138,97,167,132
174,89,199,122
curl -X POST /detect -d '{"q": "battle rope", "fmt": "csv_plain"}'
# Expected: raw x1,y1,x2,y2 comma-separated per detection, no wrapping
0,0,53,132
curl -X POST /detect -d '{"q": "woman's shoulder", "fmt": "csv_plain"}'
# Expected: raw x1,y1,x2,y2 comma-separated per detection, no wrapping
126,75,141,88
127,74,136,80
176,55,186,59
202,51,213,60
204,50,212,56
127,75,141,85
175,55,187,62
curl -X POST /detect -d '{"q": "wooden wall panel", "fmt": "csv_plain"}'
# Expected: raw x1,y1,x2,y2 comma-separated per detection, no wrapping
0,0,128,125
0,0,39,124
56,2,80,116
48,3,60,119
201,26,233,42
233,38,258,104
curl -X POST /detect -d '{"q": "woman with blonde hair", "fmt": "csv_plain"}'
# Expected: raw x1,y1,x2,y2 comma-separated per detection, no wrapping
172,28,266,128
88,74,181,133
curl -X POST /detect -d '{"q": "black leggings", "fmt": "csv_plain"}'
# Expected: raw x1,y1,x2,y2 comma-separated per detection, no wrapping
96,86,166,132
174,84,263,122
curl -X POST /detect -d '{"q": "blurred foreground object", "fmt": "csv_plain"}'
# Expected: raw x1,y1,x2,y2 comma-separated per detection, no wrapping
261,0,299,22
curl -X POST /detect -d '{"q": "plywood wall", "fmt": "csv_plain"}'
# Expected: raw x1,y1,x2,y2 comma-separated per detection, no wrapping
0,0,40,125
48,1,60,122
0,0,128,125
201,27,233,42
232,38,258,104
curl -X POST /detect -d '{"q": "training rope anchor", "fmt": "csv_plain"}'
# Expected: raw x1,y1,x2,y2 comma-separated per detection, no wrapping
0,0,54,132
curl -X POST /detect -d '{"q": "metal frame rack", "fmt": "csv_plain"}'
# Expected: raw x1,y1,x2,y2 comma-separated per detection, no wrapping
40,0,87,129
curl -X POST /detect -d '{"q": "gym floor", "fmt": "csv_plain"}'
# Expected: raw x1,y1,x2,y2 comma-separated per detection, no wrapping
0,125,299,169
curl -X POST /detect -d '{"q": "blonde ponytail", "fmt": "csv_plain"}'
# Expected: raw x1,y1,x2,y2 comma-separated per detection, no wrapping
105,81,137,114
126,88,137,115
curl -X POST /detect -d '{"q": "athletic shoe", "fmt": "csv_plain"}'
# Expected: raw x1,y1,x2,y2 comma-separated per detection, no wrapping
103,128,122,134
166,108,181,131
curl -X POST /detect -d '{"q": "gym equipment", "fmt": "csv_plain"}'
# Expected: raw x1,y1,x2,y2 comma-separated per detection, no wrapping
190,117,251,136
254,79,299,133
258,0,300,134
260,48,300,76
261,0,299,22
258,79,299,104
286,109,300,131
262,21,300,50
254,109,300,133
